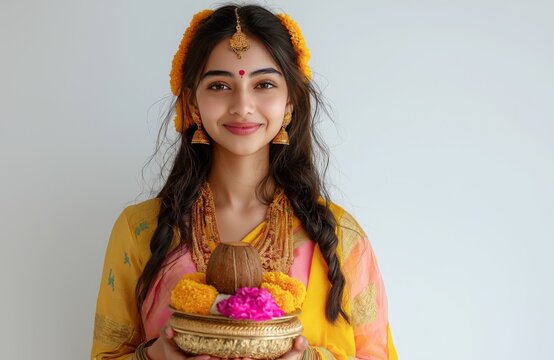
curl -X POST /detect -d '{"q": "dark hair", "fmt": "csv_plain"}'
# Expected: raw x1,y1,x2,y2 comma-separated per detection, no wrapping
136,4,347,332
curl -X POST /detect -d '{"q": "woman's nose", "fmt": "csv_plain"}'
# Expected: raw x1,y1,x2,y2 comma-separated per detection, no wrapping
229,87,255,118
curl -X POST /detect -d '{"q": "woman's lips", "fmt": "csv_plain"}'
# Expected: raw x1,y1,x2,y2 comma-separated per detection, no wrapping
223,122,262,135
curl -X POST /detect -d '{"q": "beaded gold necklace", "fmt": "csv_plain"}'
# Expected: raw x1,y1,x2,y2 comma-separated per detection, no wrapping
191,182,294,274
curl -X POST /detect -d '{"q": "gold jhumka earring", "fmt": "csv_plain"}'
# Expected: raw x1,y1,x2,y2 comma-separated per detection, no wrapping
191,112,210,145
229,8,250,58
272,112,292,145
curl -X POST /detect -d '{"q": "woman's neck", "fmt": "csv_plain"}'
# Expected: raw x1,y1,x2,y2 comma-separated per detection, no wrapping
207,146,274,211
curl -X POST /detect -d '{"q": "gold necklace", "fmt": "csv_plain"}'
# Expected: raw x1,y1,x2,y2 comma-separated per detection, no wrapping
191,182,294,274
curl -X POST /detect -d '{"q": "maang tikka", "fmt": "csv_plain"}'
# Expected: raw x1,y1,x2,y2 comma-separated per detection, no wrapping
272,112,292,145
229,8,250,58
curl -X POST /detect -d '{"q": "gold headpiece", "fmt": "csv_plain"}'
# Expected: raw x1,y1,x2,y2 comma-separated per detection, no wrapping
170,8,311,133
229,8,250,59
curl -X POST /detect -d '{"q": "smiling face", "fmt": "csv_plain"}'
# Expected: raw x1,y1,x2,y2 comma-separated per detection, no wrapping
193,36,291,157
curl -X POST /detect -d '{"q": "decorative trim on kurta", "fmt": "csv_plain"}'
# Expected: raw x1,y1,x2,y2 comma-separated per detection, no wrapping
93,314,134,346
315,345,350,360
352,282,378,326
337,211,364,261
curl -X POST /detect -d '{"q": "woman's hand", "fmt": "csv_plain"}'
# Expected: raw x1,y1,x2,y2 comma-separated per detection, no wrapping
275,336,309,360
146,326,214,360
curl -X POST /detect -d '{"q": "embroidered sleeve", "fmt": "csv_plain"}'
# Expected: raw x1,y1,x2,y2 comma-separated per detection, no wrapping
338,211,398,360
91,209,144,359
313,345,348,360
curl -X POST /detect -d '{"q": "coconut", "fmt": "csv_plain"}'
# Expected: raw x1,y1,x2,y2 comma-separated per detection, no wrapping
206,242,263,294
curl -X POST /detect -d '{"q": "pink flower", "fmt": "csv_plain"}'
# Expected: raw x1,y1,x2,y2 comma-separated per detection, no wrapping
216,287,284,321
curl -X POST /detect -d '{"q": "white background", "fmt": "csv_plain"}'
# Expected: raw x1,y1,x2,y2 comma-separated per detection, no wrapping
1,0,553,359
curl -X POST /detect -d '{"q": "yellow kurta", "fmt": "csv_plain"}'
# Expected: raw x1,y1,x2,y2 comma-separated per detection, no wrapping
91,198,397,359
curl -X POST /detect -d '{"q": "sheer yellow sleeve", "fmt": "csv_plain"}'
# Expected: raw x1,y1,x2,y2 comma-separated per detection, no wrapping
338,210,398,360
299,203,398,360
91,209,146,360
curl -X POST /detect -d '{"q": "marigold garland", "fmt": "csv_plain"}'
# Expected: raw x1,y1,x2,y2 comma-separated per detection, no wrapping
170,9,214,96
275,13,312,81
170,9,214,133
170,276,218,315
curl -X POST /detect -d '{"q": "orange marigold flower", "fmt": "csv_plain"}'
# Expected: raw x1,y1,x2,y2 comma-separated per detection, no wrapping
276,13,311,81
174,99,184,133
261,282,297,313
170,9,214,96
170,277,218,314
261,271,306,312
180,272,206,283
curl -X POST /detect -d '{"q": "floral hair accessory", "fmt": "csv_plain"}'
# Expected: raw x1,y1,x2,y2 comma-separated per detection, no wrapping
170,9,214,133
170,9,214,97
275,13,311,81
216,287,284,321
170,9,311,133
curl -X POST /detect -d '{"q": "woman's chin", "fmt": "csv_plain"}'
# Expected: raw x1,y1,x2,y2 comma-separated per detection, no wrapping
213,142,271,158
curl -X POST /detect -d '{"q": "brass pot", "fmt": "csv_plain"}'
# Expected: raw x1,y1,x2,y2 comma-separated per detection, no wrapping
169,308,303,359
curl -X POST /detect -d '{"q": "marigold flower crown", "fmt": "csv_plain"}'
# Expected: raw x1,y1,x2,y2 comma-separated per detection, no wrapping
170,9,311,133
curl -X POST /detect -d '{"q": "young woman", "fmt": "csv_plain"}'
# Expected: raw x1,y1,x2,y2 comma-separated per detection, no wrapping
91,4,397,360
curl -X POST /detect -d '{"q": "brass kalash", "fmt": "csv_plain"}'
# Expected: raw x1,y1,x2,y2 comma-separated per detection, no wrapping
169,242,304,359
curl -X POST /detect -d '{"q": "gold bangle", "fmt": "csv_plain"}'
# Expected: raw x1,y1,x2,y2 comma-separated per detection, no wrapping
134,338,157,360
302,346,320,360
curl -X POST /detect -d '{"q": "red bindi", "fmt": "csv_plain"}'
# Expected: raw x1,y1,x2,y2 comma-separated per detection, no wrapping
239,69,245,77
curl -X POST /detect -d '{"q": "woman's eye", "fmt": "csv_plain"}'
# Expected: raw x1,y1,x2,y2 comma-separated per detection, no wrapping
256,82,276,89
208,83,230,91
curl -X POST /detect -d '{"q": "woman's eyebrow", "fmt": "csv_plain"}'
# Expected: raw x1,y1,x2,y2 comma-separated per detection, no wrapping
201,70,233,79
250,68,283,77
201,67,282,80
